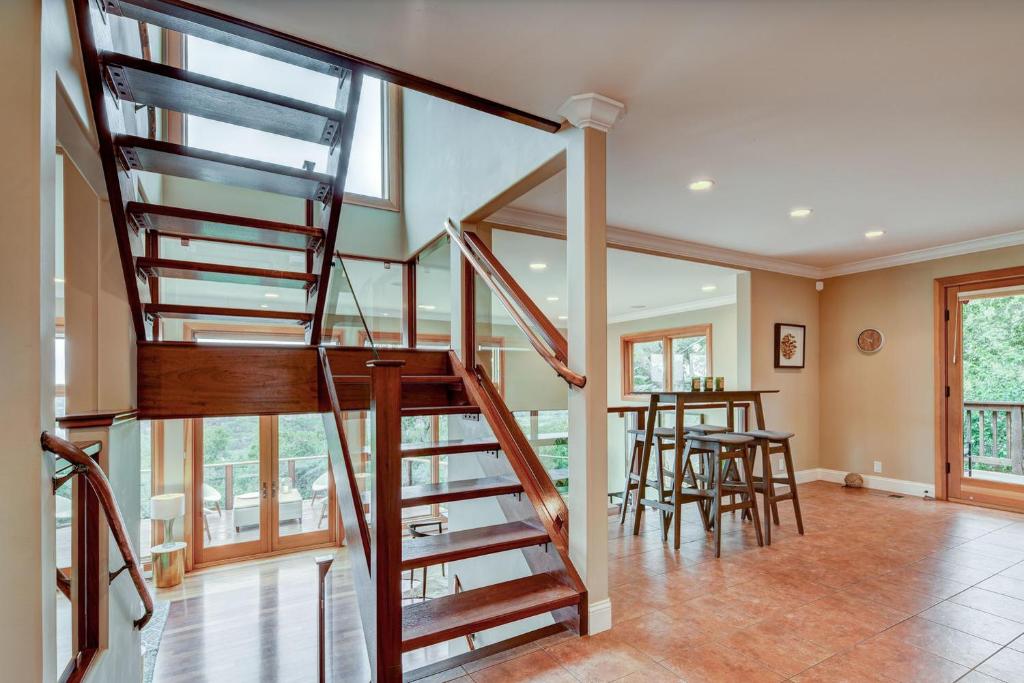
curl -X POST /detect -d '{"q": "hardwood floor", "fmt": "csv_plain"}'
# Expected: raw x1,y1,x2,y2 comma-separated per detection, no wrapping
152,482,1024,682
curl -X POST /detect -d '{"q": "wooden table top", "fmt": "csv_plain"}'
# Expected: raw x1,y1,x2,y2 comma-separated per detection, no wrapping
635,390,779,402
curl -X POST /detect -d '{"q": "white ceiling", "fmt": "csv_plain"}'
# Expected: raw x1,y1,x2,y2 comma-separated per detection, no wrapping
197,0,1024,271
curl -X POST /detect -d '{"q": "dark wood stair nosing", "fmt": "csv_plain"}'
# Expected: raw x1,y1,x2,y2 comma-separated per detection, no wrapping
135,256,317,289
401,476,523,508
143,303,311,324
401,439,502,458
401,572,580,652
401,521,549,571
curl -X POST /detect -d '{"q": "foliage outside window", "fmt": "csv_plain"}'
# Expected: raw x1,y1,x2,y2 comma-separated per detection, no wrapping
621,325,712,398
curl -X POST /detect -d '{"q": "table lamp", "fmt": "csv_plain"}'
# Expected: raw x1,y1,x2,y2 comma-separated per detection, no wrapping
151,493,185,549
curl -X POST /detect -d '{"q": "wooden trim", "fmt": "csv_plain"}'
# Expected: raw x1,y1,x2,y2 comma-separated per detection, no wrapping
57,409,139,429
42,433,154,629
935,264,1024,511
462,150,566,224
402,261,416,347
620,324,713,400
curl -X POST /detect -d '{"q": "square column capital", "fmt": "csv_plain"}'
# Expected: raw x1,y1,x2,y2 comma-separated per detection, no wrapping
558,93,625,133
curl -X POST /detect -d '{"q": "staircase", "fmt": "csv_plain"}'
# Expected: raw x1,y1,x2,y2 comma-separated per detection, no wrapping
76,0,361,343
320,349,586,681
77,1,584,680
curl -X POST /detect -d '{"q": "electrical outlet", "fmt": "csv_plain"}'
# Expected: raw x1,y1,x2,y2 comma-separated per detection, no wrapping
873,460,882,474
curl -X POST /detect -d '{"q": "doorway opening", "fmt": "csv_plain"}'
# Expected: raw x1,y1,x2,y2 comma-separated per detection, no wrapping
939,267,1024,512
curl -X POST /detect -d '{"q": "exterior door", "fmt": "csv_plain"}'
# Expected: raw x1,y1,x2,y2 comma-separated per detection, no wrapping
192,414,337,566
942,272,1024,511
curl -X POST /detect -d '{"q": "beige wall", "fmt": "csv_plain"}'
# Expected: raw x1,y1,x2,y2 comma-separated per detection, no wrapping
749,270,821,472
821,245,1024,485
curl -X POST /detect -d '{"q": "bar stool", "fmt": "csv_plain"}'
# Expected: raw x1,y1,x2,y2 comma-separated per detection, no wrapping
619,427,676,528
682,432,764,557
737,430,804,544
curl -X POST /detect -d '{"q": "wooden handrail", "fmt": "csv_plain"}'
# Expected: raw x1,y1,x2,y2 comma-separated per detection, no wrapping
41,432,154,630
445,219,586,388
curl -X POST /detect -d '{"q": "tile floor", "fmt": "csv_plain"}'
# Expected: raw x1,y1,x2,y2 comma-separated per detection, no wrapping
152,481,1024,682
433,482,1024,682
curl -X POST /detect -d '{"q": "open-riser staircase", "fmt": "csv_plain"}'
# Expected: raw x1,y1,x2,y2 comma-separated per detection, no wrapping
320,349,587,681
77,1,584,679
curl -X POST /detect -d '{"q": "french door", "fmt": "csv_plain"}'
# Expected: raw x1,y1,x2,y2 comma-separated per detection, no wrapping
192,414,337,566
941,269,1024,512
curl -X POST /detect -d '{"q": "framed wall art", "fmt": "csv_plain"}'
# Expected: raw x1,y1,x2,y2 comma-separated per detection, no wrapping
774,323,806,369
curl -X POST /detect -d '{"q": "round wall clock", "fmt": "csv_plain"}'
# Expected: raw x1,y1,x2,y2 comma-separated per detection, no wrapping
857,328,884,353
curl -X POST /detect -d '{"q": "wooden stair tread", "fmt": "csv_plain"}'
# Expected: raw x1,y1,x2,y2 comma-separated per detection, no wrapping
332,374,462,385
401,438,501,458
136,257,316,289
401,476,522,507
102,53,344,145
144,303,311,325
402,573,579,652
113,0,345,77
115,135,334,201
127,202,323,250
402,521,549,571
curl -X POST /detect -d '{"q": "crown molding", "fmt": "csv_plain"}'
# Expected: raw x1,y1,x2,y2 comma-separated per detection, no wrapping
819,228,1024,278
489,206,1024,281
609,295,738,324
486,206,823,278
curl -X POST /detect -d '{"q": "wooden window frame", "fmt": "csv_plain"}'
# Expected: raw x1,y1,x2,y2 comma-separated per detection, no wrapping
621,324,713,400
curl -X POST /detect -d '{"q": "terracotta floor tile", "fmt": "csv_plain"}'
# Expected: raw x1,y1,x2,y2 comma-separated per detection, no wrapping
659,641,784,683
875,567,972,600
544,632,667,682
978,574,1024,601
1000,562,1024,581
469,650,575,683
714,624,832,677
948,587,1024,623
789,652,894,682
757,597,896,654
615,662,683,682
1010,633,1024,653
911,556,1000,585
604,610,703,661
842,635,969,682
918,601,1024,645
873,616,1002,668
977,647,1024,683
841,577,942,615
954,540,1024,564
929,548,1019,573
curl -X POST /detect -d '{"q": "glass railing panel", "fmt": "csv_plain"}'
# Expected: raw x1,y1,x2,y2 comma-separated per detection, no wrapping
323,256,398,349
415,236,451,348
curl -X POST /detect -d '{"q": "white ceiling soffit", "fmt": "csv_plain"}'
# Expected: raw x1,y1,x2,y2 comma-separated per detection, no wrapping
196,0,1024,279
608,294,738,325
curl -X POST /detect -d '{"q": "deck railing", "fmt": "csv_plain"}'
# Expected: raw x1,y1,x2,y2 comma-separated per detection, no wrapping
202,454,328,510
964,400,1024,476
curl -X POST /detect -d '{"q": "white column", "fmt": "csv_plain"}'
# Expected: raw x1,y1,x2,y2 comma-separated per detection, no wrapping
559,93,624,634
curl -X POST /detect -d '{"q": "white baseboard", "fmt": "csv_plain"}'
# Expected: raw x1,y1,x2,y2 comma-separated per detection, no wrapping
798,468,934,498
588,597,612,634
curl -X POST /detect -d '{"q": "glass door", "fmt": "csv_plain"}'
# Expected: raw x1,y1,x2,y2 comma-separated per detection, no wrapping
192,414,337,565
945,277,1024,511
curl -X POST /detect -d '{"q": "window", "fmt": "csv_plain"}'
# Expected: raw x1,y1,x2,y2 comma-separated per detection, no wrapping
621,325,712,398
182,36,401,208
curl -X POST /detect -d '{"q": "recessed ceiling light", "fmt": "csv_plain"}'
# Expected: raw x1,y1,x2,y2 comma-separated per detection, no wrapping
546,296,559,302
631,304,646,310
381,312,390,317
260,304,269,309
701,284,718,292
529,263,548,271
865,229,885,239
54,277,65,284
688,179,715,192
557,315,568,320
417,304,436,311
264,292,279,299
789,207,813,219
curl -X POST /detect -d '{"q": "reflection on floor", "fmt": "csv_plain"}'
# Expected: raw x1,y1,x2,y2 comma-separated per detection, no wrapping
152,483,1024,682
200,501,328,547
